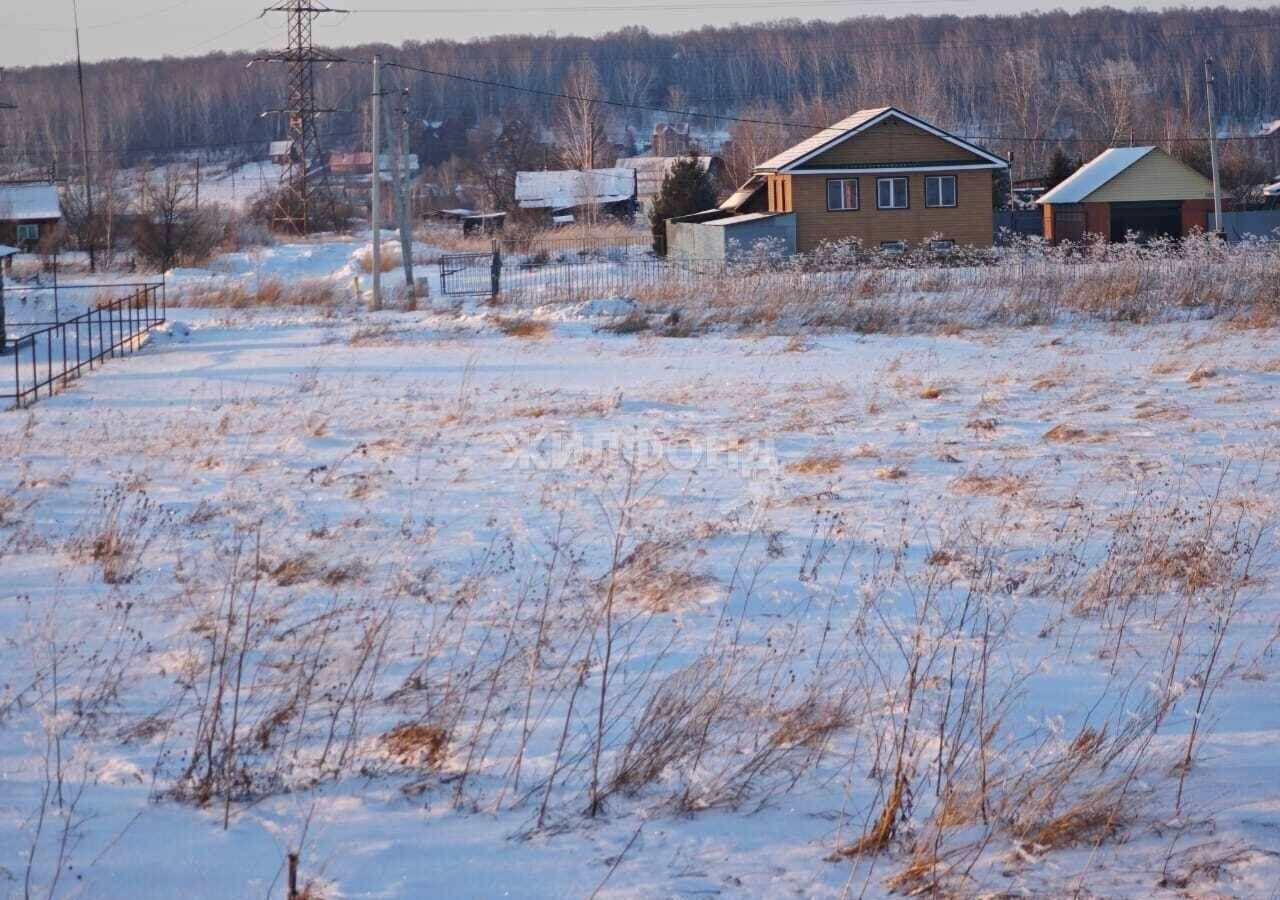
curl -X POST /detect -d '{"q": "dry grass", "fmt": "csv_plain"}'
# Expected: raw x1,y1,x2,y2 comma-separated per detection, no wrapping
874,465,908,481
1187,365,1219,383
786,453,845,476
1043,423,1089,443
354,245,401,274
179,278,340,309
918,383,946,400
382,723,450,770
491,316,551,339
950,470,1029,496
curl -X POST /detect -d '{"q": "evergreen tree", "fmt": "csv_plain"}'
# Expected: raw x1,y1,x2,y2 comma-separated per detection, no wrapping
649,153,718,255
1045,147,1080,190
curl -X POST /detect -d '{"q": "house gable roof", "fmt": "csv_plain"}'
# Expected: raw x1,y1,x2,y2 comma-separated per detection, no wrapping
755,107,1008,173
1038,147,1213,204
0,183,62,221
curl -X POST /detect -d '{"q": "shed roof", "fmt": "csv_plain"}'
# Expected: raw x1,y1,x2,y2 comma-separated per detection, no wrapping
514,168,635,209
0,183,61,221
0,244,19,258
755,107,1007,173
617,156,716,197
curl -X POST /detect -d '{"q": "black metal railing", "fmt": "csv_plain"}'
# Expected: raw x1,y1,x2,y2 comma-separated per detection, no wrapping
2,283,166,409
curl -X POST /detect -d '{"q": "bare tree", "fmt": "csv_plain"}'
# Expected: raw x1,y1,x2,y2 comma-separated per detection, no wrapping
556,60,610,172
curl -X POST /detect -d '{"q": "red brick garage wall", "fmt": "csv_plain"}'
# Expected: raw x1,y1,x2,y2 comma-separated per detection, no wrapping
1181,199,1214,235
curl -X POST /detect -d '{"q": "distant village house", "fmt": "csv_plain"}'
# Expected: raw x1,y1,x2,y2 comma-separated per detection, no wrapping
514,168,637,224
0,182,63,252
666,107,1008,260
616,155,724,214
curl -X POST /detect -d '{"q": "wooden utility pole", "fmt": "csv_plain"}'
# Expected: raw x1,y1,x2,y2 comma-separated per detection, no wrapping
1205,56,1225,238
371,56,383,310
72,0,97,272
381,89,416,303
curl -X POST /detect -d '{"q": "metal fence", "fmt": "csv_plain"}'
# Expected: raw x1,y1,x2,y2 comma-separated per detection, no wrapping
2,283,166,409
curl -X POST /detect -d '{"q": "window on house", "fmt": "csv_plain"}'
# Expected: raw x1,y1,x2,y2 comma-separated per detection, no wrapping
929,239,956,254
880,240,907,254
877,177,909,210
16,224,39,242
925,175,957,208
826,178,858,211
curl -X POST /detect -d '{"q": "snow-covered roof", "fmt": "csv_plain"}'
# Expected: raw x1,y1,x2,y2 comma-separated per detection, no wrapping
617,156,717,201
515,168,635,209
269,140,294,156
1038,147,1156,204
1265,179,1280,197
755,107,1007,172
0,183,62,221
1261,120,1280,137
0,243,19,258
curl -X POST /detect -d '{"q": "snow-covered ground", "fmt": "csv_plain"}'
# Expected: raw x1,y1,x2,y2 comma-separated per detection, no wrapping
1,240,1279,898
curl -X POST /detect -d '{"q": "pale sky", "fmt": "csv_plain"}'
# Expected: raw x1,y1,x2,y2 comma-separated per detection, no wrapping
1,0,1275,68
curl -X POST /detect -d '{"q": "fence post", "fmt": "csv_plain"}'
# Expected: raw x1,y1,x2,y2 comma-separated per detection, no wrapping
490,241,502,298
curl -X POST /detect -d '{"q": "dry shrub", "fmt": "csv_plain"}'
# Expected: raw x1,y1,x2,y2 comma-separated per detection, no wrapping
73,488,166,585
382,723,450,770
783,335,808,352
950,470,1028,496
608,541,720,612
787,452,845,476
918,383,946,400
1187,365,1218,383
348,324,402,345
601,310,650,335
266,553,318,586
491,316,550,339
875,465,908,481
355,245,400,273
1043,423,1089,442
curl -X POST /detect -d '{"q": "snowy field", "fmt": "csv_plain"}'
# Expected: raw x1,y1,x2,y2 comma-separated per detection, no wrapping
2,241,1280,898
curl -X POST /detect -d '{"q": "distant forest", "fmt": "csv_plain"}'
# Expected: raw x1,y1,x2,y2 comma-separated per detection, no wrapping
2,5,1279,190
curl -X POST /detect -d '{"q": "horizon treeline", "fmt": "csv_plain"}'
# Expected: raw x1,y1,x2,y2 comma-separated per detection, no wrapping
1,5,1278,185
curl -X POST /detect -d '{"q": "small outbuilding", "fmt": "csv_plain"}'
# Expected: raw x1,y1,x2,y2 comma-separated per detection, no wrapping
1037,147,1214,243
0,182,62,252
514,168,637,224
616,156,724,214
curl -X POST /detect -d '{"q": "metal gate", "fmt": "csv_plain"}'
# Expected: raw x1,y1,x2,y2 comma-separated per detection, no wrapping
439,251,499,297
1050,207,1087,244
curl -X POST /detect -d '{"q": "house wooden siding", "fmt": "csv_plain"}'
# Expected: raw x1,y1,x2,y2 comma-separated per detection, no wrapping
800,119,980,168
787,170,994,252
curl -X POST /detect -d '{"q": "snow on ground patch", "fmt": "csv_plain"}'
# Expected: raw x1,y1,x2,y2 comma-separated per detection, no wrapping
0,312,1278,898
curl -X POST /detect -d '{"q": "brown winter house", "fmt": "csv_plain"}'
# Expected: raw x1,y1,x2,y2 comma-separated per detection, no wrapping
0,182,62,252
1037,147,1214,243
668,107,1007,259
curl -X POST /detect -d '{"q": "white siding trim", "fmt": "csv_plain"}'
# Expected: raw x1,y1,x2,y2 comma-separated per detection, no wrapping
789,163,1001,175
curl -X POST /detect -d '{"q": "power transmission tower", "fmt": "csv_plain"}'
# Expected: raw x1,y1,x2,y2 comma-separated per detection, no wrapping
258,2,346,234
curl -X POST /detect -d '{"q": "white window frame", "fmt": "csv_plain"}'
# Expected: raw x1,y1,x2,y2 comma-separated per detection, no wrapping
925,175,957,208
16,223,39,242
825,177,859,211
929,239,956,254
880,240,907,255
876,177,909,210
